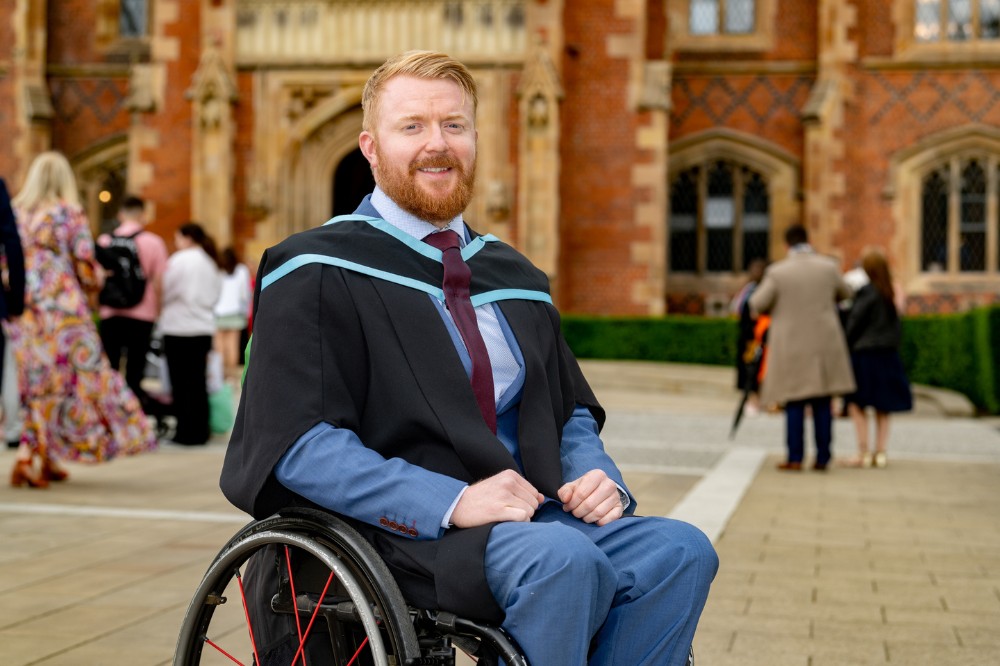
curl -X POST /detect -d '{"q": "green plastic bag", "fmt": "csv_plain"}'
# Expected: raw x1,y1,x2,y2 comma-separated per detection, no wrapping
209,383,235,434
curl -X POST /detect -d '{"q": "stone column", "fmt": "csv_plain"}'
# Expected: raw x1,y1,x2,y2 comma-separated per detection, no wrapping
801,0,857,257
11,0,52,182
516,39,564,280
187,0,238,249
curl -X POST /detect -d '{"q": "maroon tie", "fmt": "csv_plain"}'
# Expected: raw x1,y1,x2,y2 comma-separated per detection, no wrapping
423,230,497,434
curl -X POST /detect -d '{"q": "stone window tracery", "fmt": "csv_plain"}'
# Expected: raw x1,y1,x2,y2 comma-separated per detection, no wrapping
669,160,771,274
913,0,1000,42
689,0,755,35
920,154,999,273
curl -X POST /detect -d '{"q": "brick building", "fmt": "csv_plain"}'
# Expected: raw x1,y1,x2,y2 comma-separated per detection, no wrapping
2,0,998,315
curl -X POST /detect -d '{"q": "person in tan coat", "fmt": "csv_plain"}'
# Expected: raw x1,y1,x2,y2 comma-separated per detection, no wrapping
749,224,855,471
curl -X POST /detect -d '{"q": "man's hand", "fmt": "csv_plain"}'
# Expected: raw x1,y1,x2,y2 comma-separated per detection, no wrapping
557,469,624,526
450,470,544,529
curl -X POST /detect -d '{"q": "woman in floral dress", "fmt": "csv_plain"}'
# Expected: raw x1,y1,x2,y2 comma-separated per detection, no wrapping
8,152,157,488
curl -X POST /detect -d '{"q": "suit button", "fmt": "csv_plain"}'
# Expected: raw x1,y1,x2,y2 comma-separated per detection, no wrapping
396,524,407,533
379,517,389,527
408,528,418,537
388,521,398,530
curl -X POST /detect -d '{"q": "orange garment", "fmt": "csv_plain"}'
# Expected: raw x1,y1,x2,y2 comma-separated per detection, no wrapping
753,314,770,384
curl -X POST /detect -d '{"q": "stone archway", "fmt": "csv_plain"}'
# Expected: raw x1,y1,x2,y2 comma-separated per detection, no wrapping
277,105,366,236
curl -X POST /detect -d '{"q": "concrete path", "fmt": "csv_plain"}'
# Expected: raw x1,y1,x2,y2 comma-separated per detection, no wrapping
0,361,997,664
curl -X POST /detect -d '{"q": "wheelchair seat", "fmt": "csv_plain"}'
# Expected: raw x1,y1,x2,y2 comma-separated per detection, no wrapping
174,507,528,665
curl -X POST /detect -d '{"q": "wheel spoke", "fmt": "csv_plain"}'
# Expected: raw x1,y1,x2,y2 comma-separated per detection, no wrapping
235,570,262,666
284,546,308,666
203,636,247,665
290,571,335,666
345,636,371,666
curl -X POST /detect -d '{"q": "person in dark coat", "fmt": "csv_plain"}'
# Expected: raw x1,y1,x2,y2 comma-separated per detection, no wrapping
841,249,912,468
0,178,26,443
220,50,717,666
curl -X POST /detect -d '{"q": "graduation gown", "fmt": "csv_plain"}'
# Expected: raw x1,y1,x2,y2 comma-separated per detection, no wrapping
220,199,603,623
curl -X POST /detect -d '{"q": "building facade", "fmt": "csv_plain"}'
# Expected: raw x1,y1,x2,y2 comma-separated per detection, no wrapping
2,0,999,315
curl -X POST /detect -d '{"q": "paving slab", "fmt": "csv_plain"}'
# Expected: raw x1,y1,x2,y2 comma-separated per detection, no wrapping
0,361,998,665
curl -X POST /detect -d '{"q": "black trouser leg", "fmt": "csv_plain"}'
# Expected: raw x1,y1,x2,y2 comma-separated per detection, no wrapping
163,334,213,445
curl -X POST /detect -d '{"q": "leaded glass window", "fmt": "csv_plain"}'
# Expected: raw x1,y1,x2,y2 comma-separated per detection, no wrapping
669,161,770,273
960,160,986,270
914,0,1000,41
743,172,770,269
121,0,148,38
670,169,699,272
920,156,1000,274
689,0,755,35
921,170,948,271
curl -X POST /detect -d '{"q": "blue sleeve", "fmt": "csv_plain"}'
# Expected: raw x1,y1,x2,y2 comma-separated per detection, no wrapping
560,405,636,515
275,422,468,540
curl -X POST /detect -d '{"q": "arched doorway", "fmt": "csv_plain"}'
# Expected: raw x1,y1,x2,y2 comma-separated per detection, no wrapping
332,148,376,216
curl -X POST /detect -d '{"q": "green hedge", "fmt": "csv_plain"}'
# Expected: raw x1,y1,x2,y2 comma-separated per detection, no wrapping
898,306,1000,415
561,315,738,367
562,306,1000,414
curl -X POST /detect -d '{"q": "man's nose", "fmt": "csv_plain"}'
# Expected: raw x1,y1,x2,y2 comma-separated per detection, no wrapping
425,126,449,152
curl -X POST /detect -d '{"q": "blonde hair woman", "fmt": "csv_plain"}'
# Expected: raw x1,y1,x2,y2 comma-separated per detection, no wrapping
8,151,157,488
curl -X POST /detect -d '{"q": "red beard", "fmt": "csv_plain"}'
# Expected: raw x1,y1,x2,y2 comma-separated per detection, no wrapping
374,147,476,224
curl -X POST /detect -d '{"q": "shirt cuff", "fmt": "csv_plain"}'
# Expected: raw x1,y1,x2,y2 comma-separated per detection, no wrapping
441,485,469,529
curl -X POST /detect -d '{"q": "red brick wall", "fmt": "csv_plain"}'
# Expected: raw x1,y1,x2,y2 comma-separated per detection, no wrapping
857,0,894,58
0,0,18,181
49,77,130,159
838,68,1000,265
232,70,257,262
559,0,646,314
137,6,201,244
47,0,102,64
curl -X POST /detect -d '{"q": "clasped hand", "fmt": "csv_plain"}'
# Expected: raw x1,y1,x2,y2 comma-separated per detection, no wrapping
450,468,624,529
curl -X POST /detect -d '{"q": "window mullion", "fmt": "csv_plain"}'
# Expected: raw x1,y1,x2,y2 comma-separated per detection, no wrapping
973,0,982,38
987,155,998,272
733,169,745,271
697,165,708,274
948,157,961,272
720,0,728,32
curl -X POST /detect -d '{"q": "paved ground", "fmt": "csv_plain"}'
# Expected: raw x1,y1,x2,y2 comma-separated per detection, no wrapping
0,360,998,664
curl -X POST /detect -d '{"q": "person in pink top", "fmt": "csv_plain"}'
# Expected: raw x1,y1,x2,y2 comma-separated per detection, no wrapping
98,196,169,421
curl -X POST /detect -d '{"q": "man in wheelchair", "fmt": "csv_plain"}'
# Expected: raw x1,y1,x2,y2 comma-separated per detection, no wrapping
220,50,718,665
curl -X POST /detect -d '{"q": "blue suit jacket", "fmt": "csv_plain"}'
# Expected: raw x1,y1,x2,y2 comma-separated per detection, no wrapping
0,179,25,321
274,199,633,541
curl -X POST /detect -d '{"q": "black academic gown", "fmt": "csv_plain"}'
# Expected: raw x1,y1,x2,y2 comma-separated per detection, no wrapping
221,198,603,626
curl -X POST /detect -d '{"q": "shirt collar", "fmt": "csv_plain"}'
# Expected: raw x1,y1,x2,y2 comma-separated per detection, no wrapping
370,186,467,246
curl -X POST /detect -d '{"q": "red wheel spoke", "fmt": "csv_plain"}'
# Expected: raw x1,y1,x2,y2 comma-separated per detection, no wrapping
203,636,247,665
235,570,262,666
290,571,336,666
284,546,308,666
345,636,371,666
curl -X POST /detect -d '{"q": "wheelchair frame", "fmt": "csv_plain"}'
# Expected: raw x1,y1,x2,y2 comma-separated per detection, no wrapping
174,507,528,665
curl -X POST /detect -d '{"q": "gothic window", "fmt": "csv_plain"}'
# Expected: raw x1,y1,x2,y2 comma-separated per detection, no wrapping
915,0,1000,41
920,155,999,273
690,0,756,35
669,161,771,273
121,0,148,38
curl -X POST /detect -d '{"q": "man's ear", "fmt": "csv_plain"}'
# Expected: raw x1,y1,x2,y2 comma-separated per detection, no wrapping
359,132,377,168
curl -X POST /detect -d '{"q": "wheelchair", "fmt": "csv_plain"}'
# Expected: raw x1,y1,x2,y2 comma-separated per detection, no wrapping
174,507,528,665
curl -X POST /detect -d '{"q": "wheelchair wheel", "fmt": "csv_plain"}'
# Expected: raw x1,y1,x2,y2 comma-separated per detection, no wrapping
174,509,421,666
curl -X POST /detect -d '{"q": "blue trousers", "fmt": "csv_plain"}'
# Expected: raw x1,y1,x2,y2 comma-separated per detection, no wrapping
484,503,718,666
785,396,833,465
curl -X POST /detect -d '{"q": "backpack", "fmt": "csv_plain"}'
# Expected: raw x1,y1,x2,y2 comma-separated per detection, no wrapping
96,231,147,309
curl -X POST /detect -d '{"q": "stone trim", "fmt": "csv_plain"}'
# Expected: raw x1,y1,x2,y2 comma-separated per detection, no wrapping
668,128,801,270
